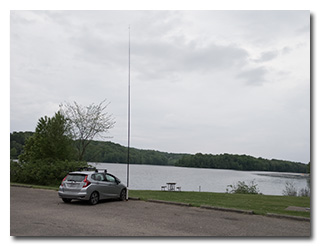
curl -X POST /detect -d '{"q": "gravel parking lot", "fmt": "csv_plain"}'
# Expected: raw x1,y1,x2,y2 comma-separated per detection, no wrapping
10,186,310,237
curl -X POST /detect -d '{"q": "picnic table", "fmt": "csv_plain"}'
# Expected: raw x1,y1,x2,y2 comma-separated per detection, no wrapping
166,182,176,191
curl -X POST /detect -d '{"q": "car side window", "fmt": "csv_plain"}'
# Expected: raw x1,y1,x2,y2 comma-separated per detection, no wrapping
105,174,116,183
91,173,106,181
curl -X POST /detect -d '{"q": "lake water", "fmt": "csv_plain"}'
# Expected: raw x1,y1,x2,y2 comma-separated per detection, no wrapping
90,162,310,196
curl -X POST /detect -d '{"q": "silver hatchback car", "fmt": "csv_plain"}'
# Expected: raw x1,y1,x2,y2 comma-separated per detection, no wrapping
58,169,127,205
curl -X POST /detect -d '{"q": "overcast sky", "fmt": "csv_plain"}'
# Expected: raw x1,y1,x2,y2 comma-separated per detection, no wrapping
10,10,310,163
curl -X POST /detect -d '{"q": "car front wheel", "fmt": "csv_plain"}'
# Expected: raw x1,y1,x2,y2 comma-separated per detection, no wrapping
119,189,127,201
89,191,99,205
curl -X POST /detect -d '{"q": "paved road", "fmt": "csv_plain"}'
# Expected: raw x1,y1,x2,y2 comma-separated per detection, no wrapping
10,186,310,237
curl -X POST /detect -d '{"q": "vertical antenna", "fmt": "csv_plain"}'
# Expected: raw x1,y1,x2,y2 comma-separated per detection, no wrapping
126,25,131,199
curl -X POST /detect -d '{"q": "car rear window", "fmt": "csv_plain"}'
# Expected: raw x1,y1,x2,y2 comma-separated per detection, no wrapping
66,174,86,182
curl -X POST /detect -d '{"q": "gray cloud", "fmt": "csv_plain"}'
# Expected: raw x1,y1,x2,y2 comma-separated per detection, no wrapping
132,40,249,82
236,67,268,85
254,50,279,63
281,46,293,55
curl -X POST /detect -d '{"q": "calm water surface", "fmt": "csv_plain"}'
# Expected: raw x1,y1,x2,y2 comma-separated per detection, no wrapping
91,163,309,196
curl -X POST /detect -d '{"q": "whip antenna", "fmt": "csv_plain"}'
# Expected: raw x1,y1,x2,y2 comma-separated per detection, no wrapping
126,25,131,200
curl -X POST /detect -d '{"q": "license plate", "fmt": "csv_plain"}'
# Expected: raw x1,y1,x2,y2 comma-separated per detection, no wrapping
68,183,80,188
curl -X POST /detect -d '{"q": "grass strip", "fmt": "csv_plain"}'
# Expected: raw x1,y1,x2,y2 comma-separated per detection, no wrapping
129,190,310,218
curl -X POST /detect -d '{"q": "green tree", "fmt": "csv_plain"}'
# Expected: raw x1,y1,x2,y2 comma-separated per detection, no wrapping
19,112,76,162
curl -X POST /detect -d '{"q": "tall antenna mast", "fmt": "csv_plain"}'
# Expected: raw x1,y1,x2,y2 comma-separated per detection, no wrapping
126,25,131,199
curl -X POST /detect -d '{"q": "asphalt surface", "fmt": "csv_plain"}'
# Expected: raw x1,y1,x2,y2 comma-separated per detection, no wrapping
10,186,310,237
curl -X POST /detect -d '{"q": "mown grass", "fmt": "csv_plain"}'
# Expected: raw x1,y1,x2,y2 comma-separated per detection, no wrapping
11,183,310,218
129,190,310,218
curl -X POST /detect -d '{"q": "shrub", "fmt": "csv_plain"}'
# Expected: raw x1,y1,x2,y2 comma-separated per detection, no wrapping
282,181,298,196
299,187,310,197
10,159,88,186
282,181,310,197
226,180,261,194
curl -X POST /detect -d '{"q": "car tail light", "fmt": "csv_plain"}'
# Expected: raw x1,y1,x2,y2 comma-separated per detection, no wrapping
83,175,91,188
61,175,68,187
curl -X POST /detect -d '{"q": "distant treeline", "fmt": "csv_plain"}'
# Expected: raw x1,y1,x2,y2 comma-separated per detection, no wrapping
81,140,186,166
10,131,308,173
176,153,308,173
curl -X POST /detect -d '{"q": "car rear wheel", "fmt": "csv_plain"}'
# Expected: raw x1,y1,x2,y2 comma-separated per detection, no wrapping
62,198,72,203
119,189,127,201
89,191,99,205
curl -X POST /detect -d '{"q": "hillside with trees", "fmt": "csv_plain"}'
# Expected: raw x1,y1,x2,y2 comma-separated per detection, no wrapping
10,131,34,159
176,153,308,173
11,131,308,173
82,140,186,165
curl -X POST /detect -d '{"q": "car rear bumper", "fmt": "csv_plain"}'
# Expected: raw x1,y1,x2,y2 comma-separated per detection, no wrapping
58,188,90,200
